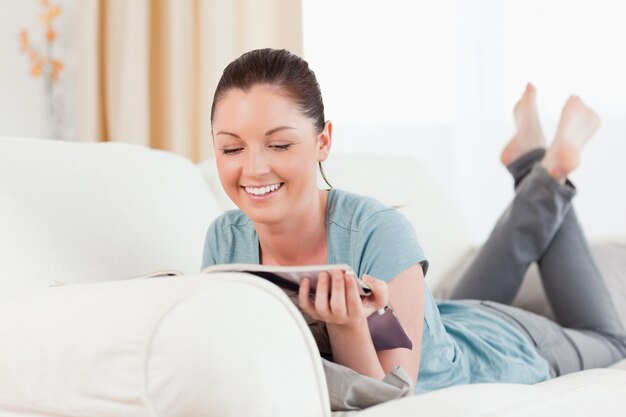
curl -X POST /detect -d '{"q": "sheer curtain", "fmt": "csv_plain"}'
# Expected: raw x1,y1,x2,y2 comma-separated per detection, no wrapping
303,0,626,241
77,0,302,163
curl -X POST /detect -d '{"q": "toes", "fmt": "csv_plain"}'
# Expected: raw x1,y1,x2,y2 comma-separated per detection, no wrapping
525,83,537,98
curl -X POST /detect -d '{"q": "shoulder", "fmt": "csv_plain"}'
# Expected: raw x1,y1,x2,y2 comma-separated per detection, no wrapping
202,209,256,268
328,189,428,280
328,188,402,231
209,209,253,231
204,209,254,248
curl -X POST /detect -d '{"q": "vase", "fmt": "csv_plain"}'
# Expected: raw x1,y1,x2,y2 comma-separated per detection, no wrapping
43,75,63,140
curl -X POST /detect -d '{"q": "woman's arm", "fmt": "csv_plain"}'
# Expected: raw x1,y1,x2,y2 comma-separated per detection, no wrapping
377,264,424,383
298,264,424,383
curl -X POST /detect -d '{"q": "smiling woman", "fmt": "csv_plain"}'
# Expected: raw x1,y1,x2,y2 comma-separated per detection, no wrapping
201,48,626,404
212,83,331,230
205,49,423,384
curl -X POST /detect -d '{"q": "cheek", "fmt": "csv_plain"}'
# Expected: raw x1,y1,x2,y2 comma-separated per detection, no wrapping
281,156,319,187
215,157,240,189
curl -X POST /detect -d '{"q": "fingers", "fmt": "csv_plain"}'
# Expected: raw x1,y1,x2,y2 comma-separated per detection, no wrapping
298,277,311,308
329,270,348,319
345,273,363,317
298,277,319,320
299,273,334,321
315,272,331,317
362,274,389,314
299,271,386,325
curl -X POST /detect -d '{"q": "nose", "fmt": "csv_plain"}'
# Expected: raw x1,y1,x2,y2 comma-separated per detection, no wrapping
242,147,270,179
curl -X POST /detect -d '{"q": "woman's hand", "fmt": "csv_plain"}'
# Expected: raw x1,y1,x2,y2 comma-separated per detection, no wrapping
298,269,388,328
297,266,424,383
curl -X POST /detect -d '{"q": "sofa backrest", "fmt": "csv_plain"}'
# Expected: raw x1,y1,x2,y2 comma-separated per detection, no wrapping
0,137,221,290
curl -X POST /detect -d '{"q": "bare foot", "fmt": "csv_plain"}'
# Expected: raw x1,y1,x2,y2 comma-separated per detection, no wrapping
501,83,546,166
541,96,601,181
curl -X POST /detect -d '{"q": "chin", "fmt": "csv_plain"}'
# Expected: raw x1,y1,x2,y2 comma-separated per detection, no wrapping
231,198,274,221
242,210,283,226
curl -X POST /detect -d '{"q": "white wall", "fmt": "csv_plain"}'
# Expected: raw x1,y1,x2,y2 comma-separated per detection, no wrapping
0,0,78,141
303,0,626,242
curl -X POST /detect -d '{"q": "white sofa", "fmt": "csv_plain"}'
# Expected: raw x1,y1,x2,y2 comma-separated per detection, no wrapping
1,137,625,417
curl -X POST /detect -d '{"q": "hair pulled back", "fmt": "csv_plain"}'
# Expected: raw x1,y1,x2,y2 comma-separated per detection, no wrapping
211,48,332,187
211,48,326,134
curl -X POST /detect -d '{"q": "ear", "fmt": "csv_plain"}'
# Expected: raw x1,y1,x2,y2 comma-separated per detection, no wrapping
316,121,332,162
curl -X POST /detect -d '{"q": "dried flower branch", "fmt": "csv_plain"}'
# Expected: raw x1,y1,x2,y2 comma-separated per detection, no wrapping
19,1,64,81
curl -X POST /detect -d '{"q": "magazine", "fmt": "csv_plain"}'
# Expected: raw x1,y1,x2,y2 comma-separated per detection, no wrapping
130,264,412,351
201,263,373,295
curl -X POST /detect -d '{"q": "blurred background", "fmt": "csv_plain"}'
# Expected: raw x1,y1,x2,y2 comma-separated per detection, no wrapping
2,0,626,243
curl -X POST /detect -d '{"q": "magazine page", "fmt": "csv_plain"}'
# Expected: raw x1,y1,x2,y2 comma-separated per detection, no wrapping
127,270,183,280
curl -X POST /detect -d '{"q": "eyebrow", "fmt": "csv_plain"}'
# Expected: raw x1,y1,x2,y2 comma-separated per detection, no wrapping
215,126,296,138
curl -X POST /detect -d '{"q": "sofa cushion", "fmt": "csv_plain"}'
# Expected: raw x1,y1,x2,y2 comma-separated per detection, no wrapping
0,137,221,290
436,237,626,329
346,368,626,417
611,359,626,370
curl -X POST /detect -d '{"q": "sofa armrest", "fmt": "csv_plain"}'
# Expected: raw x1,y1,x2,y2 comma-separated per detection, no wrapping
0,274,330,417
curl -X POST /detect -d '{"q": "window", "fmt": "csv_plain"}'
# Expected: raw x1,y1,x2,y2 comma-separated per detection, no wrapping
303,0,626,240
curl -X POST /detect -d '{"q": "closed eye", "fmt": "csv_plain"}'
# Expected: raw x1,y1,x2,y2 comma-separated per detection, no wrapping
222,148,243,155
270,144,293,151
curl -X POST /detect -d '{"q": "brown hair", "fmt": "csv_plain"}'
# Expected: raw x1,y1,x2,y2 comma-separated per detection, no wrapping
211,48,332,187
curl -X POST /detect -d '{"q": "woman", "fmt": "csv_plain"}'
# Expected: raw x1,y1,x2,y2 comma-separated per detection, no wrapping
202,48,626,393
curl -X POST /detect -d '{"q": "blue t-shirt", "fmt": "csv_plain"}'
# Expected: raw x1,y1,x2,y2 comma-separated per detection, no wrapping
201,188,551,393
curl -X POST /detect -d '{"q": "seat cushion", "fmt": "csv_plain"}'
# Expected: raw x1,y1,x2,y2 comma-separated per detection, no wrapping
349,368,626,417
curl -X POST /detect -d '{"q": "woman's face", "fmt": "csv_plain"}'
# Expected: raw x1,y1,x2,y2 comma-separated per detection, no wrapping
212,84,331,225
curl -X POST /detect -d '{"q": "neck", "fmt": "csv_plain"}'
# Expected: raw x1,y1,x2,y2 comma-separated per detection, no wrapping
255,189,329,266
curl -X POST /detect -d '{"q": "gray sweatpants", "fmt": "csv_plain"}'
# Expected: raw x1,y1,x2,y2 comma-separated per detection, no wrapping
449,149,626,377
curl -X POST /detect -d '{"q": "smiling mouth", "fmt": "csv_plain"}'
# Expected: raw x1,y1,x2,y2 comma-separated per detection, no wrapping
242,182,284,197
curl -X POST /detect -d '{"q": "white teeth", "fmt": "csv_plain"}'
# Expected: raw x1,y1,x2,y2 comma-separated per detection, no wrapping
245,183,282,196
